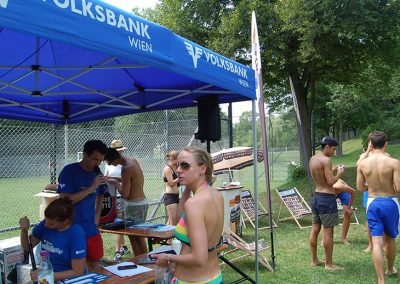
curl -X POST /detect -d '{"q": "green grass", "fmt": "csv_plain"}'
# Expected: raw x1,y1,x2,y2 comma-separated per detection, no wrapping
0,177,47,231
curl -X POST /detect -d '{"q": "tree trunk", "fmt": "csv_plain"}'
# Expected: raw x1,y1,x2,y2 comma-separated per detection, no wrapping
289,74,312,167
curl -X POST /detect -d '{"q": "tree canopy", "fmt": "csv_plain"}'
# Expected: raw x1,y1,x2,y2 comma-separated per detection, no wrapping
142,0,400,165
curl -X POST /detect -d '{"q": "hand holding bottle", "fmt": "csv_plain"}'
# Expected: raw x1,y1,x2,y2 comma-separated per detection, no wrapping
37,250,54,284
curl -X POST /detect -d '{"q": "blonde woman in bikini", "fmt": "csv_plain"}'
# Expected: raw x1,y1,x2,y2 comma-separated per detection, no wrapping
154,147,224,284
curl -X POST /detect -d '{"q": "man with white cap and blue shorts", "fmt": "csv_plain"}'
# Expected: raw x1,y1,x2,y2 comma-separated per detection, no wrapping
357,131,400,284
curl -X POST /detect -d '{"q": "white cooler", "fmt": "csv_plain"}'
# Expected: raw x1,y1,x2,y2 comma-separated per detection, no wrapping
217,184,243,235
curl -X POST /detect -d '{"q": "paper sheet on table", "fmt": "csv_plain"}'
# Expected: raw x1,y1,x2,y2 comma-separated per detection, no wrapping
58,272,108,283
128,222,164,229
103,261,153,277
152,225,176,232
148,245,173,255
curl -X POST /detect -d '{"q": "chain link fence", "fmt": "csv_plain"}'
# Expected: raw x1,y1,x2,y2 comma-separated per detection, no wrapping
0,107,299,256
0,108,230,243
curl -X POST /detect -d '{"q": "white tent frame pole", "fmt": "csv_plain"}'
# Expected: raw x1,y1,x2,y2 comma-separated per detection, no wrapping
251,99,259,283
42,57,116,93
147,85,213,108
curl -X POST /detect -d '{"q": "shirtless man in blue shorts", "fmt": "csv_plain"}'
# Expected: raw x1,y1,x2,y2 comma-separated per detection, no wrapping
357,131,400,284
309,136,345,271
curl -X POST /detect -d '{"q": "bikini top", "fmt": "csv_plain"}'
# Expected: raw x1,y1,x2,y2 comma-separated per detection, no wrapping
174,212,223,252
163,165,178,182
174,182,223,252
163,165,180,186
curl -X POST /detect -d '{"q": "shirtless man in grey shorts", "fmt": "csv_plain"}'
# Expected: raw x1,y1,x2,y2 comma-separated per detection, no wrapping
105,148,148,256
357,131,400,284
309,136,345,271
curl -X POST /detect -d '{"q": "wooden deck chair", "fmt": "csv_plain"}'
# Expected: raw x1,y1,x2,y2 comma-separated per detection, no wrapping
241,190,277,230
336,197,360,225
221,228,273,272
276,187,312,229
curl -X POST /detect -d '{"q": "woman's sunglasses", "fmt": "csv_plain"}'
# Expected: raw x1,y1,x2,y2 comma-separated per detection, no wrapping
176,162,192,170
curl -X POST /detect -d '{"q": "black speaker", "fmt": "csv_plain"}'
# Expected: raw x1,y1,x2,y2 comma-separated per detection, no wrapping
197,95,221,142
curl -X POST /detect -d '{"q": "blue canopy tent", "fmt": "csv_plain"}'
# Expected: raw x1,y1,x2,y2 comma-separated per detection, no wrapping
0,0,255,124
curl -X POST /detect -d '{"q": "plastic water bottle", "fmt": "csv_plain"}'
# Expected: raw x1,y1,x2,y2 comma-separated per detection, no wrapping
38,250,54,284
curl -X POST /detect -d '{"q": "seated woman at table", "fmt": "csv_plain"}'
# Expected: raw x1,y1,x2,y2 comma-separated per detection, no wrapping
154,147,224,284
19,198,86,282
163,150,180,226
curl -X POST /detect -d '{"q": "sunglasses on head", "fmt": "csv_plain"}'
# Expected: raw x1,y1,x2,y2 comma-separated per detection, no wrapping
176,162,192,170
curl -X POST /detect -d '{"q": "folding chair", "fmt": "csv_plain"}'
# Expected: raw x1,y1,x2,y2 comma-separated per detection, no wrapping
336,198,360,225
276,187,312,229
221,227,273,272
241,190,277,230
217,243,256,283
147,191,168,223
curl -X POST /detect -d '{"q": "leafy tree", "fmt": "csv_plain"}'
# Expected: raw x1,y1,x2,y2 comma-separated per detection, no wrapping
269,110,298,149
147,0,235,47
233,111,256,147
213,0,400,164
147,0,400,167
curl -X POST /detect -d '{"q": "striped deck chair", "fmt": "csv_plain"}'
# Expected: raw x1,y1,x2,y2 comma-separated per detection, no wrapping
241,190,277,230
221,228,273,272
276,187,312,229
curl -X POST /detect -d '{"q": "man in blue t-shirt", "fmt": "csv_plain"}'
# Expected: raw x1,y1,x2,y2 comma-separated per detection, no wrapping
58,140,108,262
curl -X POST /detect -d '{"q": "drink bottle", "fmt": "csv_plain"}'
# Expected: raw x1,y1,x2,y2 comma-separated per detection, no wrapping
37,250,54,284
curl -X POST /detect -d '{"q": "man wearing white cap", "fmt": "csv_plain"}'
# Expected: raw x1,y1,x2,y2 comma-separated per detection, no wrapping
104,140,129,260
105,146,148,256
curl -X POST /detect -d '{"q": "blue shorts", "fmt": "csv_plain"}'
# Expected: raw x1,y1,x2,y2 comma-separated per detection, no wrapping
336,191,350,206
366,197,400,238
363,191,368,208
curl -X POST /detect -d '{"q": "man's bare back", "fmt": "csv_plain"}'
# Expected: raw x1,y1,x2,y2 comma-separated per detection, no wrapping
310,152,343,194
357,152,400,197
121,157,145,201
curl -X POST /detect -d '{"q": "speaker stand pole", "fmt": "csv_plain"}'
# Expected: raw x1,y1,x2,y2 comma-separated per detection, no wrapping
228,103,233,148
206,140,211,153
